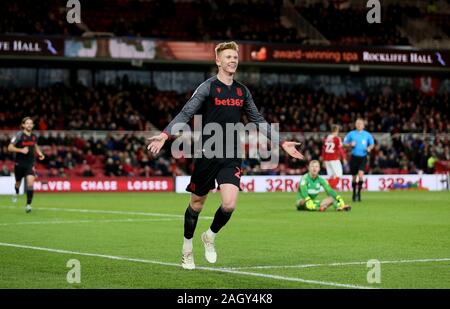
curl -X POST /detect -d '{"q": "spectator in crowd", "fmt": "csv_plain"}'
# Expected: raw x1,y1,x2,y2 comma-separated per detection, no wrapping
81,161,95,177
1,79,449,178
104,158,117,177
1,84,448,135
1,131,448,177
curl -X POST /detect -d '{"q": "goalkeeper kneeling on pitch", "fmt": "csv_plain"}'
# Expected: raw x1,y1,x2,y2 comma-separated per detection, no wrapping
296,160,351,212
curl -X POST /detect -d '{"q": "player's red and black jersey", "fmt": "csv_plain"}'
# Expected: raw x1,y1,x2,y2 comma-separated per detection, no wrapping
10,131,37,166
162,75,278,158
161,75,278,194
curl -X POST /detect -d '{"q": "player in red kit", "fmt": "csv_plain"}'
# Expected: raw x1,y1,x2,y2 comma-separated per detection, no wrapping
321,125,346,189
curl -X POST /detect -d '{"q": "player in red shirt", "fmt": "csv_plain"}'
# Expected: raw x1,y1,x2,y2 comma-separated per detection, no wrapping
321,125,347,189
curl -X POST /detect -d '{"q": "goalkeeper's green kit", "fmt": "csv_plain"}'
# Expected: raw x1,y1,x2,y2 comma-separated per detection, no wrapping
297,173,345,210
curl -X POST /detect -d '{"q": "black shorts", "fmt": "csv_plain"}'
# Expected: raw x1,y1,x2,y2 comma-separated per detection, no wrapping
186,158,242,196
14,164,35,182
349,155,367,175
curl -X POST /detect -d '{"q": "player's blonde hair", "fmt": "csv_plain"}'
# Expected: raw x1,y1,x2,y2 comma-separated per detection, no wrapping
309,160,320,167
215,41,239,58
331,124,340,132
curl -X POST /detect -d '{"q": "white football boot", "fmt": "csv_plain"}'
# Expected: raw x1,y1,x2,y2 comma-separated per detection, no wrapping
181,251,195,270
201,232,217,263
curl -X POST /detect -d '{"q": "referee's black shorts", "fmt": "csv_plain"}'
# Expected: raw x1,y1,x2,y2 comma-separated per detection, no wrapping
14,163,35,182
186,158,242,196
349,155,367,175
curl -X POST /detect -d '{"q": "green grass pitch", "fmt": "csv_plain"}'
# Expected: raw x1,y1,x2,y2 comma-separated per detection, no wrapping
0,191,449,289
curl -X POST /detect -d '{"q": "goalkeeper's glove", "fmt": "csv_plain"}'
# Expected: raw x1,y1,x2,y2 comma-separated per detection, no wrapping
336,195,345,208
305,197,316,210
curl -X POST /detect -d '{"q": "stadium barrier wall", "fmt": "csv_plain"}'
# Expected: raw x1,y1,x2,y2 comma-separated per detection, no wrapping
1,174,448,195
0,176,24,194
175,174,449,193
0,177,174,194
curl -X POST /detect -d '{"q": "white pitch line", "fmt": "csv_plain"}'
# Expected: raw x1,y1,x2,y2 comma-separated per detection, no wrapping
0,218,179,226
194,266,376,289
0,242,375,289
225,258,450,270
0,206,213,220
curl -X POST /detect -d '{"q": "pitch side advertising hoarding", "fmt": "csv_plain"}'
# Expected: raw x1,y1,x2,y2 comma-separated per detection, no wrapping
175,175,449,193
0,177,174,194
1,175,447,194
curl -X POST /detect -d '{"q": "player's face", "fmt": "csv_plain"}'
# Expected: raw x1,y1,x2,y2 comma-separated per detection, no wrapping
23,119,34,132
309,163,320,176
356,120,364,131
217,49,238,74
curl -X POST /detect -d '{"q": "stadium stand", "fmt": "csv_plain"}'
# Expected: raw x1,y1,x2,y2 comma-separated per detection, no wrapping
1,128,448,177
0,0,83,35
4,0,449,46
0,1,449,179
0,83,448,133
294,2,411,46
0,0,301,43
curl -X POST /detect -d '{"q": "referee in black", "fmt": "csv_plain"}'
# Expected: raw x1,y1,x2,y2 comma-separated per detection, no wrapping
343,119,375,202
8,117,45,213
147,41,303,270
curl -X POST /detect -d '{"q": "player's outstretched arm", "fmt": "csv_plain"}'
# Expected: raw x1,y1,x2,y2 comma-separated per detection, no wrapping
281,141,304,159
147,132,169,155
146,80,209,156
242,87,304,160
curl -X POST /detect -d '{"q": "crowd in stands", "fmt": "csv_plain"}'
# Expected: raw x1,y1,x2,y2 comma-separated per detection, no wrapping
0,0,301,44
4,0,449,46
295,3,411,46
0,127,448,178
402,0,450,39
101,0,302,43
0,0,82,36
1,83,448,134
249,86,449,134
1,1,449,178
